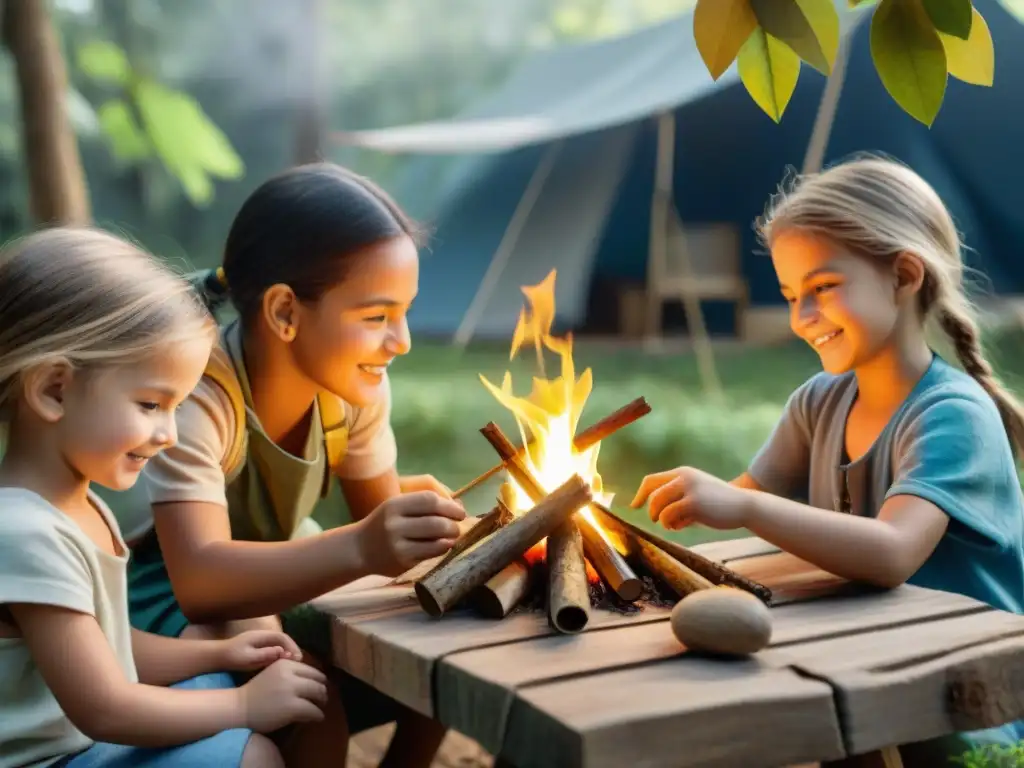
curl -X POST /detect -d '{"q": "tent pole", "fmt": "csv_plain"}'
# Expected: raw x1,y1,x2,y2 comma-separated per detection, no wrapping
802,17,858,174
645,111,722,398
453,141,562,349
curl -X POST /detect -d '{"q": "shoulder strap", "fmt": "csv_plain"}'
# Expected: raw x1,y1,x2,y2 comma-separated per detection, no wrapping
204,341,348,479
202,343,248,479
317,392,349,473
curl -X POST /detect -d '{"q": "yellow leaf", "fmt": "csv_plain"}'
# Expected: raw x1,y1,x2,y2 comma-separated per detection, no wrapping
738,29,801,122
940,7,994,86
870,0,948,126
693,0,758,80
749,0,834,75
795,0,840,72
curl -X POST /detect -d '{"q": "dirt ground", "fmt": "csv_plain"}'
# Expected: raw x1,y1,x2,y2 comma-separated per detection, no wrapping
348,727,821,767
348,726,493,767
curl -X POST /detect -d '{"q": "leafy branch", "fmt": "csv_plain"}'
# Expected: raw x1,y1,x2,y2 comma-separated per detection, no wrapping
76,39,244,206
692,0,996,126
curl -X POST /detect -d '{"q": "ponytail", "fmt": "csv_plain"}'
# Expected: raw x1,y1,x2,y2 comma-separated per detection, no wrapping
938,298,1024,457
190,267,231,314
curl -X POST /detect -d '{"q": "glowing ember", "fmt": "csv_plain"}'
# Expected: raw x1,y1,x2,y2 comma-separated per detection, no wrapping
479,269,615,562
523,539,601,584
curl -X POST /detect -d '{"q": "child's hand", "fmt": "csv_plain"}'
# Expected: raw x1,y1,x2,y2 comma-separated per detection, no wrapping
220,629,303,672
631,467,750,531
239,659,328,733
399,474,456,499
358,491,467,575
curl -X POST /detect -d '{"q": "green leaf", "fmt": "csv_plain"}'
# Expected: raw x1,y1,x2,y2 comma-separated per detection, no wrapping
134,79,244,206
738,28,801,122
97,99,152,163
870,0,948,126
940,6,994,85
77,40,131,86
693,0,758,80
849,0,878,6
922,0,972,39
176,165,215,207
749,0,834,75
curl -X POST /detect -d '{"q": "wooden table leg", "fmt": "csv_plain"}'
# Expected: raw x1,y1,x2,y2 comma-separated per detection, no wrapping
822,746,904,768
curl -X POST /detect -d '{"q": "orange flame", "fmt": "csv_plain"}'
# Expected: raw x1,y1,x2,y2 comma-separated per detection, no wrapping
524,540,601,584
479,269,614,548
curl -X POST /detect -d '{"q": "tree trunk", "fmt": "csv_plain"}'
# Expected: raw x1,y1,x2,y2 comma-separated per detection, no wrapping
292,0,323,165
3,0,91,226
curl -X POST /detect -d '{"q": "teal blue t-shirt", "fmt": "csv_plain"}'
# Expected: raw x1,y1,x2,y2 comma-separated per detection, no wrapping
749,354,1024,614
748,354,1024,757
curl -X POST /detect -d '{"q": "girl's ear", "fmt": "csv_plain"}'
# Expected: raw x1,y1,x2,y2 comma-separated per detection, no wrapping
893,251,926,302
262,283,299,343
21,361,73,423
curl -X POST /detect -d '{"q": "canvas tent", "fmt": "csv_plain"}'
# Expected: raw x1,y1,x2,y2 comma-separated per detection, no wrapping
333,0,1024,344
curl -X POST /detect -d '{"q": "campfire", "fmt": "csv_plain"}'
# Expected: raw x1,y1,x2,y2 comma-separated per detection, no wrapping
408,271,771,635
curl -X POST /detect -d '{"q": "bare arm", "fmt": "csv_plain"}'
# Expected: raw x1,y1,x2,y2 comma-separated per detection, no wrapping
131,628,226,687
154,501,372,625
740,490,949,588
340,470,454,521
339,468,401,521
11,604,244,747
155,470,462,624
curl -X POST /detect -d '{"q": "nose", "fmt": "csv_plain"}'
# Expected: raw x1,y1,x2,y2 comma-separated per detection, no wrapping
791,294,819,332
154,412,177,449
386,316,412,356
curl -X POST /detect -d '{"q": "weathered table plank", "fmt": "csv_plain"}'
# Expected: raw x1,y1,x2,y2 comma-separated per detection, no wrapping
690,535,781,563
502,658,843,768
316,535,1024,767
762,609,1024,755
434,583,989,756
324,591,670,714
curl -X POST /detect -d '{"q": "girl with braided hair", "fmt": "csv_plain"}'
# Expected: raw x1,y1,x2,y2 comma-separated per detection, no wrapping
632,156,1024,764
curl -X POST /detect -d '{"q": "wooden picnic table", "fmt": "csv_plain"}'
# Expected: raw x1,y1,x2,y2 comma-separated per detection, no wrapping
312,532,1024,768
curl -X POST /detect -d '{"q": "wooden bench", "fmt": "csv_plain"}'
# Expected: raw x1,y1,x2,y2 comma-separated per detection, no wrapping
312,535,1024,768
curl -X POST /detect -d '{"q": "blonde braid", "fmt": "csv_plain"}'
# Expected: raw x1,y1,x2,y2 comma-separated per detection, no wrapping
938,300,1024,457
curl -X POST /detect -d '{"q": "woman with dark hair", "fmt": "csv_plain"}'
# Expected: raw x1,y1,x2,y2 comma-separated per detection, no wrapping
125,163,463,767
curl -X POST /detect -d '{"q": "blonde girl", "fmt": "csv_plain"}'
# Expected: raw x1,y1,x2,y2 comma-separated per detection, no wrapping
125,163,466,768
632,157,1024,764
0,228,330,768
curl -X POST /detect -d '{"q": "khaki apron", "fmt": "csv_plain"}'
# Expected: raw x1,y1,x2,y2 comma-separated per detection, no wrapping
219,321,349,543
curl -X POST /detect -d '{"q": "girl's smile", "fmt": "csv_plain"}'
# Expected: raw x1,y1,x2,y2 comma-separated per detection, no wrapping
772,229,901,375
290,235,418,408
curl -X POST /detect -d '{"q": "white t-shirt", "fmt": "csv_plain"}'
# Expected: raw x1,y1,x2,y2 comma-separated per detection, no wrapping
0,489,137,768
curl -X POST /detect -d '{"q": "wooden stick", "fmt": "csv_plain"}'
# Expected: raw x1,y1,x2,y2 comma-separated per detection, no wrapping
625,530,715,597
399,501,513,586
470,558,532,619
480,421,644,601
577,515,643,601
547,519,590,633
415,475,593,617
453,397,650,499
589,502,773,604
